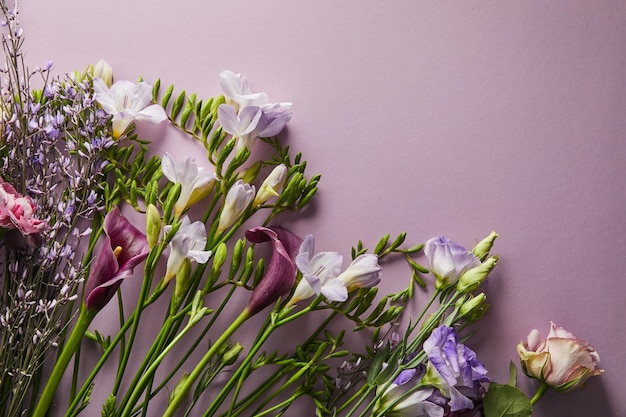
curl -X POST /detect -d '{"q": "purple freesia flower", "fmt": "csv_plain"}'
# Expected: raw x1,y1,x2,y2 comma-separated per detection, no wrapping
376,364,445,417
244,226,302,315
423,325,489,412
83,207,149,311
424,236,480,290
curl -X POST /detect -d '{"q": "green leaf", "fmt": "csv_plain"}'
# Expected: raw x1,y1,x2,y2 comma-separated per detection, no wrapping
483,383,533,417
508,362,518,387
366,342,389,386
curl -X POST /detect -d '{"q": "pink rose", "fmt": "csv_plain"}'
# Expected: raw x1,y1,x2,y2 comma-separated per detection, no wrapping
0,180,47,239
517,321,603,391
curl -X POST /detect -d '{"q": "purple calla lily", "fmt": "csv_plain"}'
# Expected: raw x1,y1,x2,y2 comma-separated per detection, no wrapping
244,226,302,315
84,207,149,311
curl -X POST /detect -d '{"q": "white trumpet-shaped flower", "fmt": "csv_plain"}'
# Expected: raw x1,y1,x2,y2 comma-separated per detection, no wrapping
291,234,347,304
161,153,217,216
164,216,212,283
94,79,167,138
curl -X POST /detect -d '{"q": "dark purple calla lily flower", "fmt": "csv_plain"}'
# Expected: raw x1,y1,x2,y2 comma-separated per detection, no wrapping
84,207,149,311
244,226,302,315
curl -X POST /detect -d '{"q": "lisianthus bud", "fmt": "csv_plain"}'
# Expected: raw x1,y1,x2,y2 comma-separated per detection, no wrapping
424,236,481,290
253,164,288,207
217,180,255,233
472,231,498,262
145,204,161,249
456,256,498,293
517,322,603,392
459,293,489,322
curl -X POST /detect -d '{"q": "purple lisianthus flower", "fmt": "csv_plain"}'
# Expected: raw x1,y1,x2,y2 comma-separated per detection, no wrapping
424,237,480,290
423,325,489,412
83,207,149,311
244,226,302,315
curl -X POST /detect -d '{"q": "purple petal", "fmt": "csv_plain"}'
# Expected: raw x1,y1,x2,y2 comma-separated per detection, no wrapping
245,226,302,315
84,207,149,311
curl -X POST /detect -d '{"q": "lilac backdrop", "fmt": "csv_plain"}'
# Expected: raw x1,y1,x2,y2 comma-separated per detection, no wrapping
20,1,625,416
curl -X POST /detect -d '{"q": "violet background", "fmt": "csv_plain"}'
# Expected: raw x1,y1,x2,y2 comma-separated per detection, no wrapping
20,1,625,416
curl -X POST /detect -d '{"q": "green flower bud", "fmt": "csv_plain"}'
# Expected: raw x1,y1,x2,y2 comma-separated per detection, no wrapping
457,256,498,294
145,204,161,249
174,258,193,299
238,160,263,184
459,293,489,322
221,342,244,366
472,231,498,262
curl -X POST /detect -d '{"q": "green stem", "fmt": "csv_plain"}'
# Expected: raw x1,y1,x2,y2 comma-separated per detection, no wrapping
530,382,550,405
163,308,251,417
32,307,96,417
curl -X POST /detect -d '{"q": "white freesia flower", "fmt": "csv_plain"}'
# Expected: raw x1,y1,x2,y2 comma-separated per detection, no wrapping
336,254,382,291
217,104,263,150
219,70,269,109
291,234,347,304
217,180,255,233
94,79,167,138
161,153,217,216
253,164,288,207
165,216,212,282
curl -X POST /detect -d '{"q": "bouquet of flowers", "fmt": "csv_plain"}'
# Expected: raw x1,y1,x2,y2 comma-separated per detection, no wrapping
0,2,603,417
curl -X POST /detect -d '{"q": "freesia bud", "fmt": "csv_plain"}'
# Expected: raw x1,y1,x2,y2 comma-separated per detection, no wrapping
253,164,288,207
424,236,481,291
221,342,244,366
145,204,161,249
217,180,255,233
238,160,263,184
456,256,498,294
336,254,382,291
472,231,498,262
517,322,603,392
244,226,302,315
174,258,192,299
92,59,113,87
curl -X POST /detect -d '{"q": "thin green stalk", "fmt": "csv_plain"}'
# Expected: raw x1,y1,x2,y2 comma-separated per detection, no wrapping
163,308,251,417
32,307,97,417
119,313,199,417
112,258,158,396
530,382,549,405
